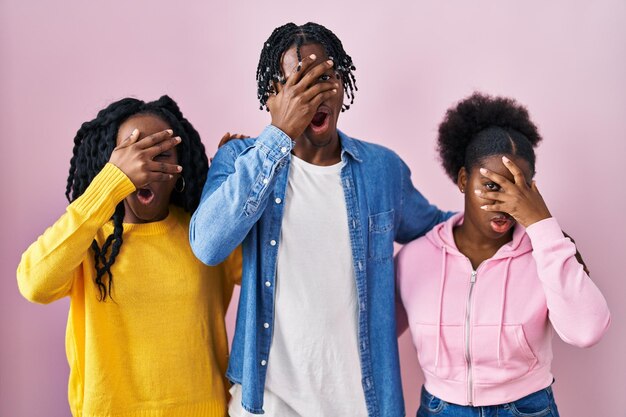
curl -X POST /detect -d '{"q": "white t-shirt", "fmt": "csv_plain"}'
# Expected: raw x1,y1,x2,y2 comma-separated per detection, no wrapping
229,155,367,417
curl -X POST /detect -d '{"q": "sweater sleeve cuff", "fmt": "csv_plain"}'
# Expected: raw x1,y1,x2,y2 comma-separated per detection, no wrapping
525,217,564,247
256,125,295,162
72,163,136,223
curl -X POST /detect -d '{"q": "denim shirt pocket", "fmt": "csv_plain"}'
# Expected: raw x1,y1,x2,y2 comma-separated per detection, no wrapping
368,209,395,262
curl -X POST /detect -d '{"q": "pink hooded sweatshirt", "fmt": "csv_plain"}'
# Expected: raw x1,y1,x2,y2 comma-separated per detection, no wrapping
396,213,610,406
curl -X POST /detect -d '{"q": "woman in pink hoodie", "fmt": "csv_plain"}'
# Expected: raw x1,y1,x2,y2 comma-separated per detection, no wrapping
396,93,610,416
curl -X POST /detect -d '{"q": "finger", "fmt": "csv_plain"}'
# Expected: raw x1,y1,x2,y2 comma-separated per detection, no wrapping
146,160,183,174
531,180,539,192
218,132,231,148
136,129,174,150
232,133,250,139
144,172,175,184
285,53,318,87
308,88,339,110
502,156,528,188
298,59,335,90
117,128,140,148
266,94,277,112
474,190,510,203
300,80,340,102
144,136,181,158
479,168,514,191
480,203,505,212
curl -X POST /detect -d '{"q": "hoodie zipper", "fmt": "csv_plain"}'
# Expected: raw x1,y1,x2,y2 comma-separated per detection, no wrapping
465,270,477,406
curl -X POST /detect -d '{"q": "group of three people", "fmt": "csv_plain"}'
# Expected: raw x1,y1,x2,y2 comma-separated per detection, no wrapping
17,22,610,417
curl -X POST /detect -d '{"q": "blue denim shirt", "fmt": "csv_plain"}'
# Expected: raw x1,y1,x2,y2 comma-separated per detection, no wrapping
190,125,452,416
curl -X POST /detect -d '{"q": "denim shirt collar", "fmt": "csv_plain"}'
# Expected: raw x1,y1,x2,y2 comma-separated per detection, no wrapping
338,130,363,163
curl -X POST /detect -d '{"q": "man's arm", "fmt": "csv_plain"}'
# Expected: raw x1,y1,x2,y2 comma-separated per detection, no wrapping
189,125,292,265
396,158,455,244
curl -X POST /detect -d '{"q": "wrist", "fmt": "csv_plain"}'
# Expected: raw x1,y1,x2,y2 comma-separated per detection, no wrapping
523,212,552,228
270,122,297,140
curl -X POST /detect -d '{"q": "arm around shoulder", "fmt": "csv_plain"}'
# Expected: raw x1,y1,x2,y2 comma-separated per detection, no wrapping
396,157,454,244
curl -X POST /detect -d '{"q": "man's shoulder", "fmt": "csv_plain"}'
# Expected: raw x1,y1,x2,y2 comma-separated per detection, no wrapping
345,134,404,168
213,137,258,161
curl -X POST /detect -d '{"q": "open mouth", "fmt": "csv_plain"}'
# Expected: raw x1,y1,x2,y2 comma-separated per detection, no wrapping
490,214,514,234
137,188,155,205
309,107,331,134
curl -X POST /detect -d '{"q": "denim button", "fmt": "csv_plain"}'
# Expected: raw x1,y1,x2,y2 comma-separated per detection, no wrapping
280,147,287,153
262,178,269,184
275,197,282,204
270,240,277,246
263,323,270,329
265,281,271,287
261,360,267,366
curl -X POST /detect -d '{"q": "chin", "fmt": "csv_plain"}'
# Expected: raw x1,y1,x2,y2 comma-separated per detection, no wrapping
304,127,338,147
126,201,170,223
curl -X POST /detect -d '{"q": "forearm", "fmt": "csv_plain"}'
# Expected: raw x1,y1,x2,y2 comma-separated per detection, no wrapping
527,218,611,347
17,164,135,304
190,125,293,265
396,159,454,243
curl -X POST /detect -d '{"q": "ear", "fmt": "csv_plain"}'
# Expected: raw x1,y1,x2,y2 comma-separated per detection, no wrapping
457,167,468,194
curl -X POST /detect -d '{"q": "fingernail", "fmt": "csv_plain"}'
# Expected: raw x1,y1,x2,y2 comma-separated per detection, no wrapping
175,136,181,142
502,156,510,163
169,174,174,179
480,205,488,209
166,129,173,134
332,89,337,93
131,128,139,135
326,59,333,66
480,168,488,174
177,166,183,172
309,54,316,60
474,189,481,195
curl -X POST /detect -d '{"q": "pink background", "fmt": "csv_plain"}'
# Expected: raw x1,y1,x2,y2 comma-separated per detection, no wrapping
1,1,624,416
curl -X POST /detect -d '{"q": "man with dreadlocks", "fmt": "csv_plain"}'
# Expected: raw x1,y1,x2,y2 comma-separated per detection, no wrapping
190,22,452,417
18,96,242,417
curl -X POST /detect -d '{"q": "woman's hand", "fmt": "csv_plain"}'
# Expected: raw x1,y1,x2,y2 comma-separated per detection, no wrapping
266,54,338,139
475,156,552,227
109,128,182,188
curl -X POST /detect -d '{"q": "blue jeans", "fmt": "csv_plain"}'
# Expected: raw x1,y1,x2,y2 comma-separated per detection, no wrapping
417,385,560,417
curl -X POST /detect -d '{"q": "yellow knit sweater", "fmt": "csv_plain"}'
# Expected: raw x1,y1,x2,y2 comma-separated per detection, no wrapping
17,163,241,417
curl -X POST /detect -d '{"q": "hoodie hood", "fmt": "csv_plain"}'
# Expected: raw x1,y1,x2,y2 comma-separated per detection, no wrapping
426,212,533,260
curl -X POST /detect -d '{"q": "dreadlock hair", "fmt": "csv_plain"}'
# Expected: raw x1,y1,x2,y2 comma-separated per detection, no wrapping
256,22,357,112
437,92,542,183
65,95,208,301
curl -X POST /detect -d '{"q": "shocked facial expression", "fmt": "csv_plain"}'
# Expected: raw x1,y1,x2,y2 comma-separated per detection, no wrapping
458,154,532,240
279,43,345,147
116,114,179,224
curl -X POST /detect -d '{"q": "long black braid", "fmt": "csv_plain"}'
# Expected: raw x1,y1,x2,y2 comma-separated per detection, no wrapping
256,22,357,112
65,95,208,301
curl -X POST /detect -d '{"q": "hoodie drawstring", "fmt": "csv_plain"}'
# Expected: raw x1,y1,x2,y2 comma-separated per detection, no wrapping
434,246,447,372
497,257,512,366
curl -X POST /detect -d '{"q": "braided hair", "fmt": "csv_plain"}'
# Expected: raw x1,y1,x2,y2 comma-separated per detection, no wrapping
256,22,357,112
437,92,542,183
65,95,208,301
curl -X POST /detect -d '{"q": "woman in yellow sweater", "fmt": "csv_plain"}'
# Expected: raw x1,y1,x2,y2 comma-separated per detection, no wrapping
17,95,241,417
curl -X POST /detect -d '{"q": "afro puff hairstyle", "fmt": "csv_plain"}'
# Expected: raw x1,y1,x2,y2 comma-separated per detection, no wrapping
437,92,542,183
